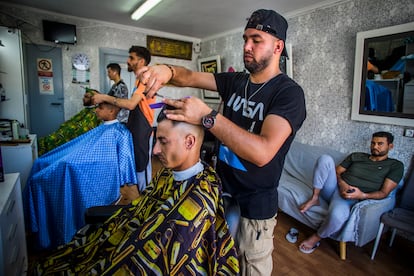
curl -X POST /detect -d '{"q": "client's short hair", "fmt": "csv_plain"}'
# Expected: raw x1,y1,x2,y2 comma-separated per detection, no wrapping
156,104,204,140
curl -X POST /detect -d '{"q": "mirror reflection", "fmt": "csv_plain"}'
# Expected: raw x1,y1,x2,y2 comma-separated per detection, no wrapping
361,30,414,118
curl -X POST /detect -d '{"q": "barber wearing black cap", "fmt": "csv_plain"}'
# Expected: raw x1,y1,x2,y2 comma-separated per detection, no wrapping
137,9,306,275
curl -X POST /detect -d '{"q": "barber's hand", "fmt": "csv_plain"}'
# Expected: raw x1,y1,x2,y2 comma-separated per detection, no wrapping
83,92,92,99
85,89,99,95
162,97,212,125
92,93,106,104
136,65,171,98
82,92,93,106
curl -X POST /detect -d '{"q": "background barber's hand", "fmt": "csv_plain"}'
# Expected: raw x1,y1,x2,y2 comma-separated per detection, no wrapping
92,93,106,104
162,97,212,125
136,65,171,98
82,92,94,106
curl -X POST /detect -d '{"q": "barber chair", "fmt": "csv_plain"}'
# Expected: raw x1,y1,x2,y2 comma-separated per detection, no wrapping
201,130,218,166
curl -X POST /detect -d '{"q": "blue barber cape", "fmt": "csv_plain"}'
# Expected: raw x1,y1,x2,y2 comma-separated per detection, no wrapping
24,121,137,249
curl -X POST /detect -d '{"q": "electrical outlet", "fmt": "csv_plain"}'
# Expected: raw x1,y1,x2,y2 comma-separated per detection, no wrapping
404,129,414,138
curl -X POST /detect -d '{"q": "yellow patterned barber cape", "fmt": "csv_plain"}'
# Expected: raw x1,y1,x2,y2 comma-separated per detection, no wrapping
34,163,240,275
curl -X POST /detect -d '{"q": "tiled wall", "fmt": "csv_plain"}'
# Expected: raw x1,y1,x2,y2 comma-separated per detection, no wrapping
201,0,414,172
0,3,200,122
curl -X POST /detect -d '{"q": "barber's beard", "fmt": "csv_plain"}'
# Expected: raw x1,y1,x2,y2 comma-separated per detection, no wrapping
244,50,273,74
127,63,135,72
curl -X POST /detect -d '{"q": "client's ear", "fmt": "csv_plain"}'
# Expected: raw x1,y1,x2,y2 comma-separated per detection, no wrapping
185,134,196,150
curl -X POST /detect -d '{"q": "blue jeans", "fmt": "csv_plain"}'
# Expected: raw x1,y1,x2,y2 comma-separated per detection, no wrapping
313,155,358,238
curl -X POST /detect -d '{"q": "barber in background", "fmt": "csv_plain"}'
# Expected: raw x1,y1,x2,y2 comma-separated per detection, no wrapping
136,9,306,276
102,63,129,123
93,46,155,192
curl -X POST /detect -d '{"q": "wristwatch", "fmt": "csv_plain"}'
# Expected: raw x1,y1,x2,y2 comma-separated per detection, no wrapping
201,110,218,129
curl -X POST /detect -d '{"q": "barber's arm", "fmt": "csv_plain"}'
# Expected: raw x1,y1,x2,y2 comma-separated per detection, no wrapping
92,93,112,104
136,64,217,98
92,87,144,110
163,97,292,167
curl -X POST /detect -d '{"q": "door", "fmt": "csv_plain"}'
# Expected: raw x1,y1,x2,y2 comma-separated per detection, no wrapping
25,44,64,137
99,48,135,97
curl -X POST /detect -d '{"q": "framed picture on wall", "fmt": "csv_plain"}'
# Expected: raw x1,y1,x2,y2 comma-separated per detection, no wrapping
280,43,293,78
198,55,221,103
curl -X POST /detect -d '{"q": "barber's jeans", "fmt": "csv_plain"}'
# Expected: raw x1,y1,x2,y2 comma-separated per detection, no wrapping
237,215,277,276
313,155,358,238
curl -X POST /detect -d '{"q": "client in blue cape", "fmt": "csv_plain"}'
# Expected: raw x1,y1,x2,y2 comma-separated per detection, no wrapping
24,102,137,249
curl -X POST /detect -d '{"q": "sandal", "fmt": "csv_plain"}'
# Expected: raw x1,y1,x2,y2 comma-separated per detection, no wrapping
285,227,299,243
299,241,320,254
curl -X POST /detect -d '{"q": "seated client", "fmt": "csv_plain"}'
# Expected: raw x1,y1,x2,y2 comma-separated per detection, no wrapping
38,63,129,156
37,90,101,156
24,102,137,250
31,105,240,275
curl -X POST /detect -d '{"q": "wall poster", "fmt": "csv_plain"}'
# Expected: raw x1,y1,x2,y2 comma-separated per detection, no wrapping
198,55,221,103
37,58,54,95
147,35,193,60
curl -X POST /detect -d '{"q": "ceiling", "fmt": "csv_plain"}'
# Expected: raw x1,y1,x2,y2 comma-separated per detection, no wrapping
2,0,340,39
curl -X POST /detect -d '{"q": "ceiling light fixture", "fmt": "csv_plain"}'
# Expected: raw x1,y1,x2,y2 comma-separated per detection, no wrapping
131,0,163,21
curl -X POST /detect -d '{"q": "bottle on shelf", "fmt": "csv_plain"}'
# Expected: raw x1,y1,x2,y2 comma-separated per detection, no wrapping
11,120,20,140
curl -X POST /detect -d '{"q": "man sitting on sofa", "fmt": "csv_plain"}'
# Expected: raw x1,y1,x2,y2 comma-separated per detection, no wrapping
298,131,403,254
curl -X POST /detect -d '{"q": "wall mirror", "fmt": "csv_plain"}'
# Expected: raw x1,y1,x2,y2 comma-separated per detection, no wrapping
351,22,414,127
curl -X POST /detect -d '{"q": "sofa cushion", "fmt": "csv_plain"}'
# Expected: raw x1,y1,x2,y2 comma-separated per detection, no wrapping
283,141,347,189
279,173,328,229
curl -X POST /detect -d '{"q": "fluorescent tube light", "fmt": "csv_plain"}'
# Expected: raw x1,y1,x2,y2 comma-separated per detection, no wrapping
131,0,162,21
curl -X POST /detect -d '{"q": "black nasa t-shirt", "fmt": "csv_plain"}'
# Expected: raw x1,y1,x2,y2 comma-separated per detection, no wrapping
214,72,306,219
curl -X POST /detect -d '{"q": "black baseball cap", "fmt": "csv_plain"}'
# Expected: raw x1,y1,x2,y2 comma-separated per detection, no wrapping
245,9,289,57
